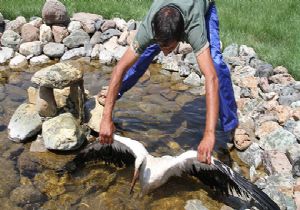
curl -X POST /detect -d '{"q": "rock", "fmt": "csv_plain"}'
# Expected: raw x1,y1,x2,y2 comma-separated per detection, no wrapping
0,30,21,50
233,65,256,78
52,25,69,43
223,43,239,57
259,128,297,152
39,24,53,43
0,47,14,64
183,72,201,86
113,17,127,31
113,46,127,61
184,199,208,210
5,16,26,34
42,113,86,150
239,45,256,58
31,62,83,89
91,44,100,59
117,31,128,46
90,31,102,45
263,150,292,175
101,20,116,32
100,28,121,43
42,0,70,25
177,42,193,54
63,29,90,49
84,96,104,132
162,54,181,72
30,135,48,152
237,143,262,169
269,73,295,86
10,185,45,206
126,30,137,45
99,49,114,65
271,105,293,125
255,121,281,139
21,23,39,42
0,198,22,210
0,158,19,197
30,54,50,66
286,145,300,165
43,42,65,58
19,41,43,56
258,77,270,93
29,17,43,28
8,103,42,142
67,21,82,33
72,12,103,34
9,54,28,69
273,66,288,74
291,101,300,108
61,47,85,61
255,63,273,78
179,64,191,77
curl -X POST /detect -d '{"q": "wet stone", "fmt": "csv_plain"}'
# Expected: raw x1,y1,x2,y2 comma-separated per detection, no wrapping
0,158,20,197
0,198,22,210
10,185,45,206
6,84,27,103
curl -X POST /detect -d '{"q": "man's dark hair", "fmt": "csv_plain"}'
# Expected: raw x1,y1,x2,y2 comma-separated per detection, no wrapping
152,6,184,47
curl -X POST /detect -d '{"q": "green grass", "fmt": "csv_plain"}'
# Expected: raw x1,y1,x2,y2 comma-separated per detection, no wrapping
0,0,299,79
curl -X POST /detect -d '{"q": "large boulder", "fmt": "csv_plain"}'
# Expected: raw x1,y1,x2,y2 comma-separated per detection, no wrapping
19,41,43,56
42,113,86,150
8,103,42,142
0,30,22,50
31,62,83,89
63,29,90,49
43,42,65,58
42,0,70,26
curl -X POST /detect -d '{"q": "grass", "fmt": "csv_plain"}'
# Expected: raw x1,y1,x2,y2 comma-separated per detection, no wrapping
0,0,299,79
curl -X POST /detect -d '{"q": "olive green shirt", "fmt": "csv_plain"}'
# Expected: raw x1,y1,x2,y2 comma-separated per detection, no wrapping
132,0,211,55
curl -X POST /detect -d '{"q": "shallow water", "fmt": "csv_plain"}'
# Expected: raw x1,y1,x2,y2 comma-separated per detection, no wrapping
0,60,250,209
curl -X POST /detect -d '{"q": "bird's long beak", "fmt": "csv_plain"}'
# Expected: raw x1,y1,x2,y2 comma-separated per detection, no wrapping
129,169,139,194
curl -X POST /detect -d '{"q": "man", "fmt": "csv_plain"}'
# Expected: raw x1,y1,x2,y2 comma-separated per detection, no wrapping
99,0,238,164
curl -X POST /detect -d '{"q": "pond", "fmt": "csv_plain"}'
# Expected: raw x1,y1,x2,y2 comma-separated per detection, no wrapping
0,60,252,209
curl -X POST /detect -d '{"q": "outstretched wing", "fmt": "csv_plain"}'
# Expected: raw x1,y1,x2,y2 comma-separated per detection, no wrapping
166,150,279,210
67,134,148,170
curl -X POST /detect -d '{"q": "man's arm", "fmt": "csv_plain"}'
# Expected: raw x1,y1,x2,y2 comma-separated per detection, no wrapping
99,48,139,144
196,47,219,164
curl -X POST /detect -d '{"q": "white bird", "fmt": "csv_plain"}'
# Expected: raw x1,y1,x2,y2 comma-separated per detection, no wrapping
67,134,279,210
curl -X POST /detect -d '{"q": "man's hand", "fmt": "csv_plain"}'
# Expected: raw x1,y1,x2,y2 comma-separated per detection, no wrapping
197,132,215,164
99,118,115,144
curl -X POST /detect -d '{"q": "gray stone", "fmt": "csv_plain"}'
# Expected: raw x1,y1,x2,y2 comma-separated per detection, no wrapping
177,42,193,55
10,185,45,206
39,24,53,43
61,47,86,61
91,44,100,59
67,21,82,33
259,128,297,152
0,30,21,50
183,72,201,86
9,54,28,69
95,19,105,31
294,81,300,90
99,49,114,65
84,96,104,132
63,29,90,49
101,20,116,32
5,16,26,34
113,45,127,61
30,55,50,66
284,120,297,133
90,31,102,45
291,101,300,108
28,17,43,28
223,43,239,57
239,45,256,58
127,20,136,31
237,143,263,169
179,64,191,77
287,144,300,164
99,29,121,43
42,113,86,150
19,41,43,56
8,103,42,142
184,52,197,65
72,12,103,34
184,199,208,210
254,63,273,78
43,42,65,58
42,0,70,25
113,17,127,31
31,62,83,89
0,47,14,64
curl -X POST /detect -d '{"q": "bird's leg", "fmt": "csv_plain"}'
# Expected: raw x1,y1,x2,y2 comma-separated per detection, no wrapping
129,169,139,194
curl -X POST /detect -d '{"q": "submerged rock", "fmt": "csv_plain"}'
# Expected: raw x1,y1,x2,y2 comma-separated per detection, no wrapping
42,113,86,150
10,185,45,206
8,103,42,142
0,158,19,197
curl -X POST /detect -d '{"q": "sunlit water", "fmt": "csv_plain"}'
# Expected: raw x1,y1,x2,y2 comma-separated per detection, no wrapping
0,60,252,209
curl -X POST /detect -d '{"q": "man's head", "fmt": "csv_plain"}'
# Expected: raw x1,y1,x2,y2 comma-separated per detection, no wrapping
152,6,184,55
